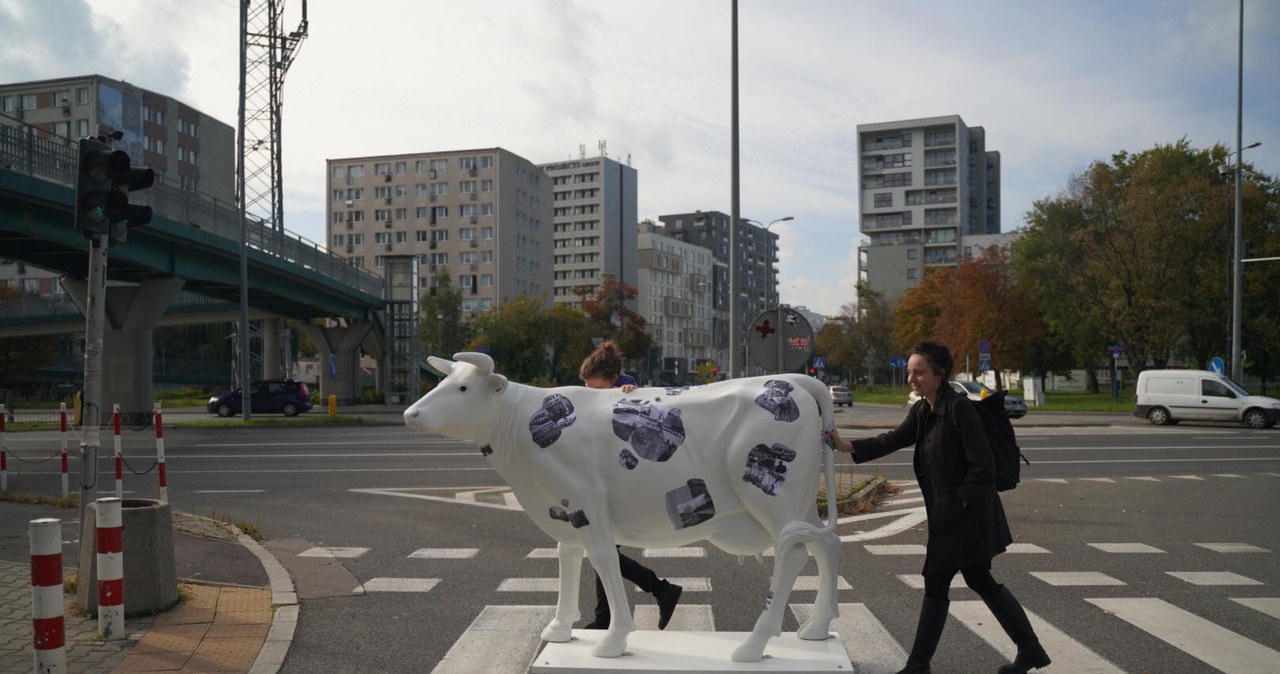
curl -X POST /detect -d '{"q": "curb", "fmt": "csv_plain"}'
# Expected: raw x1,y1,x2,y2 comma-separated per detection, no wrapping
833,475,886,513
229,524,297,674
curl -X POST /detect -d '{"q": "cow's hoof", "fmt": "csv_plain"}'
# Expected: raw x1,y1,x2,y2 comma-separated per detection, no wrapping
797,617,832,641
591,631,628,657
541,620,572,643
730,638,767,663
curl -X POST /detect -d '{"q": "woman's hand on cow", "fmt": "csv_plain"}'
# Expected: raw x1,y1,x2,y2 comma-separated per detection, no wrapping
619,384,636,393
824,428,852,454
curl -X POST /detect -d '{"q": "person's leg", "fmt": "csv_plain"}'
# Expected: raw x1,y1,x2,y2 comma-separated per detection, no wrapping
962,565,1051,674
895,570,955,674
618,549,682,630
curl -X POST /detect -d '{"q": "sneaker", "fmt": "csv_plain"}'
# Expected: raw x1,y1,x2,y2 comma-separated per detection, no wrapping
656,582,683,630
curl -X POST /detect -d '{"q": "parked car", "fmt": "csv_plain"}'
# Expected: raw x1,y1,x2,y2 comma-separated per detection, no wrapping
1133,369,1279,429
908,380,1028,418
208,380,312,417
829,385,852,407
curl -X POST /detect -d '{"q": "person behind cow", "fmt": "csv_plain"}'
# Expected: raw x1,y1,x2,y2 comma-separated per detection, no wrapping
825,341,1050,674
578,340,684,630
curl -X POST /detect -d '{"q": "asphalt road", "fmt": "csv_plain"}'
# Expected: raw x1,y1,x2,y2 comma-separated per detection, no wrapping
2,417,1277,673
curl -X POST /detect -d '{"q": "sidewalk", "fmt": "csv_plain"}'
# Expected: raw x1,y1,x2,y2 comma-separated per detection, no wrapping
0,502,295,674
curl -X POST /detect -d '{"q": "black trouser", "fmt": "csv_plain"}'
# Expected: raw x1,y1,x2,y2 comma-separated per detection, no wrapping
592,547,661,624
924,563,1002,601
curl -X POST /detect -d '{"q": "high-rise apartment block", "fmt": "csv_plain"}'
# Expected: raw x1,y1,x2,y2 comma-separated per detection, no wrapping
636,220,715,384
857,115,1001,299
326,148,553,316
0,74,235,202
539,155,637,307
657,210,778,364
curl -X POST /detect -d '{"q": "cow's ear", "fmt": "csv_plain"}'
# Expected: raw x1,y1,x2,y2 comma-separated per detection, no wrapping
488,373,508,394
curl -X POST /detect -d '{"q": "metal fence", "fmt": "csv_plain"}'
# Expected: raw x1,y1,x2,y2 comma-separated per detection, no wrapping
0,114,381,298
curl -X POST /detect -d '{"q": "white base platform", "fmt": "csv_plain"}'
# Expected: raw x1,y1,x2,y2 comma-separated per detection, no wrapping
531,630,854,673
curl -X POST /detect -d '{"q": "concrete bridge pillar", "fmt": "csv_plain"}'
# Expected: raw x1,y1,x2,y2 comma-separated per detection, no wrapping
300,321,372,406
62,277,185,417
261,318,284,380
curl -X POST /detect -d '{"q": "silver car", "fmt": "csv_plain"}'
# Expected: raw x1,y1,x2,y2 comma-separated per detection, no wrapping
829,385,852,407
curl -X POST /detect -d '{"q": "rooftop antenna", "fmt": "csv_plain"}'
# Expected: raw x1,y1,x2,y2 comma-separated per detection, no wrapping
579,144,586,160
598,139,607,158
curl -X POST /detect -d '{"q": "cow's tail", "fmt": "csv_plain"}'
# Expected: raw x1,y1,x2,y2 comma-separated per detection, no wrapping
774,375,840,559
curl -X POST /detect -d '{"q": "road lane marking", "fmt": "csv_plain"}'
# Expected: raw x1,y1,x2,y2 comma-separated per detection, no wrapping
633,604,714,631
897,575,966,590
633,578,711,592
865,544,926,555
643,547,707,558
791,576,852,591
791,603,907,673
1030,571,1126,586
1087,597,1280,673
1088,543,1165,553
408,548,480,559
193,489,265,493
351,487,522,510
1231,598,1280,620
357,578,440,593
1194,543,1271,553
954,600,1124,673
1166,571,1262,586
298,547,369,558
430,606,555,674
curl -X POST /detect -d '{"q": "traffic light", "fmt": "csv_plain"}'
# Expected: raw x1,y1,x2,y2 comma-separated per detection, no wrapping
74,137,154,243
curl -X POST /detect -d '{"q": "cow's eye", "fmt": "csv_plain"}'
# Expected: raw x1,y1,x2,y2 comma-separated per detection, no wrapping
459,385,468,392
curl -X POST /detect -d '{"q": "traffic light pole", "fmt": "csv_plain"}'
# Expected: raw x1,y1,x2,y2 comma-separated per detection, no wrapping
78,233,108,528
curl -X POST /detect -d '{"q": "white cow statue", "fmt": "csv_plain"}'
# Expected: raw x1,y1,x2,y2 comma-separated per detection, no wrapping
404,352,841,662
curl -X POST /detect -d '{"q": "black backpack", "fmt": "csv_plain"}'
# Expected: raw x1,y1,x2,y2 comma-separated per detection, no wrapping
963,391,1030,491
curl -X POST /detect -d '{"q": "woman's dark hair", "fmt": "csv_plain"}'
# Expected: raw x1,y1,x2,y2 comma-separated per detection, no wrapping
912,341,953,380
579,340,623,382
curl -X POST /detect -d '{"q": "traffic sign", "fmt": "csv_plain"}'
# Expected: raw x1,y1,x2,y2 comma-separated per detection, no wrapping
978,339,992,354
889,357,908,369
978,354,992,373
812,356,826,370
1209,357,1225,374
746,307,814,372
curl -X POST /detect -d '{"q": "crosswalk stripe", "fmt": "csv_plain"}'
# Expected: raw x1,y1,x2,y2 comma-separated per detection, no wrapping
1194,542,1271,553
882,496,924,505
408,548,479,559
865,544,927,555
1080,477,1116,483
527,548,559,559
1211,473,1246,478
790,603,906,674
1169,475,1206,480
791,575,852,591
1087,597,1280,673
1030,571,1125,586
1035,478,1069,484
1088,542,1165,554
1125,476,1161,482
1231,597,1280,620
643,547,707,558
951,600,1124,673
430,605,555,674
1166,571,1263,586
633,604,714,631
498,578,559,592
357,578,440,593
896,574,966,591
298,546,369,558
1007,543,1051,554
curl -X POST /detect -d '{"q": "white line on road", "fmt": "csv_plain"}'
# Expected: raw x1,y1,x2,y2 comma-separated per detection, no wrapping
193,489,265,494
790,603,907,674
430,606,555,674
1086,597,1280,673
1231,598,1280,620
954,600,1124,673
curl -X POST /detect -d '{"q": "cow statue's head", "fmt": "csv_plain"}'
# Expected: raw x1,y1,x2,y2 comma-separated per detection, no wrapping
404,352,509,444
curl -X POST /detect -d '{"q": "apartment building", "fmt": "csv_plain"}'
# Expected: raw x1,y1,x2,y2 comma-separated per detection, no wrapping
856,115,1001,299
0,74,236,201
326,148,554,316
539,154,637,307
636,220,715,384
657,210,778,360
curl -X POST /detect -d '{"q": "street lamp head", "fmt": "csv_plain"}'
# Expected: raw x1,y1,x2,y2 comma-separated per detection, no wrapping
1245,141,1262,150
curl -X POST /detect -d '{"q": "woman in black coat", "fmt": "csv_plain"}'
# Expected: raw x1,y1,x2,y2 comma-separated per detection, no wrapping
826,341,1050,674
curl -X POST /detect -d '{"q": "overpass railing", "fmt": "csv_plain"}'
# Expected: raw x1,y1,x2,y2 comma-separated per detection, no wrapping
0,289,237,324
0,114,381,298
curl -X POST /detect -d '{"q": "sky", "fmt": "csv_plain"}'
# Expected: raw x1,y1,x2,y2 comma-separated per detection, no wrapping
2,0,1278,317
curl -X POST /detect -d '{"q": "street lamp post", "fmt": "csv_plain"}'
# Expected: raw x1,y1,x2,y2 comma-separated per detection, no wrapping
1230,0,1249,382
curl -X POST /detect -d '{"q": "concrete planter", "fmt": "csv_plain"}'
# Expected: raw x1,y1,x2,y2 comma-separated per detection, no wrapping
77,498,179,616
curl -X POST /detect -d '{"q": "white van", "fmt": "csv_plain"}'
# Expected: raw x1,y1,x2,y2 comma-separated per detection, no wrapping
1133,369,1280,429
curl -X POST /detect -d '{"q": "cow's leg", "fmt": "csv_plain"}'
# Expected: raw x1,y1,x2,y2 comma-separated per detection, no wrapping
731,539,809,662
584,541,634,657
540,542,584,643
797,530,840,640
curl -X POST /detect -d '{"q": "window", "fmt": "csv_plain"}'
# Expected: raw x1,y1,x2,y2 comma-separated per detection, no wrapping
53,121,69,137
333,166,344,179
479,250,493,263
333,234,345,246
432,206,448,220
349,233,363,244
154,138,165,154
346,188,363,200
907,248,917,260
374,163,391,175
431,182,448,196
480,203,493,216
459,227,476,240
0,96,12,112
395,231,407,243
481,274,493,288
154,109,165,125
481,179,493,192
415,183,429,196
375,232,391,244
480,227,494,240
20,94,36,110
479,155,493,169
416,207,431,220
460,275,474,289
873,193,892,208
75,88,89,105
75,119,89,136
348,165,365,177
375,186,391,199
431,229,449,243
375,209,391,222
907,268,918,280
430,158,448,172
459,204,478,217
415,160,430,173
394,161,406,174
459,157,477,171
53,90,69,107
460,180,476,193
416,230,429,242
1202,379,1234,398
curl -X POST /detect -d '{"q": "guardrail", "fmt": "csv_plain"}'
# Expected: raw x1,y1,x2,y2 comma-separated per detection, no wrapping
0,114,382,298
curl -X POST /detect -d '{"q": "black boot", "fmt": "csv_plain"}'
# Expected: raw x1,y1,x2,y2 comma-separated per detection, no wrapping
895,596,949,674
654,580,683,630
983,586,1051,673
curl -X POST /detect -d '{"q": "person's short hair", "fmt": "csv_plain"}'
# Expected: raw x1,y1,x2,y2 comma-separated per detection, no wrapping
912,341,953,380
580,340,623,382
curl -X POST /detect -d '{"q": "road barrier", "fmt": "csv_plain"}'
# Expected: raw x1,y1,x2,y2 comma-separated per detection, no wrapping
113,404,123,498
30,517,66,672
60,403,69,498
96,497,126,640
1,403,7,493
154,404,167,503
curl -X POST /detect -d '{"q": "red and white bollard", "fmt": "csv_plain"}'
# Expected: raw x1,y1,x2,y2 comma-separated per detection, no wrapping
30,517,66,672
60,403,70,498
113,404,123,498
1,403,8,493
96,497,125,640
154,404,167,503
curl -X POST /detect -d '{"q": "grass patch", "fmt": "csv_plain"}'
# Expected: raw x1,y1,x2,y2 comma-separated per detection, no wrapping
850,385,1137,413
0,490,79,508
174,414,391,428
210,510,265,542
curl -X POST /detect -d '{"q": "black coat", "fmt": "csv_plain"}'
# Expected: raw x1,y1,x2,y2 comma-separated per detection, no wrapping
851,384,1012,574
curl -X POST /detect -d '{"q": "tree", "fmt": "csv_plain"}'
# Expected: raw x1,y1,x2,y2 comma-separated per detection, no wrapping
0,285,57,385
892,268,951,349
467,294,552,384
420,268,466,360
579,275,652,366
545,303,593,385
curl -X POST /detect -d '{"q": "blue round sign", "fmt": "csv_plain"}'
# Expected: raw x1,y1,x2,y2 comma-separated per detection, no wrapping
978,339,992,354
1209,357,1225,374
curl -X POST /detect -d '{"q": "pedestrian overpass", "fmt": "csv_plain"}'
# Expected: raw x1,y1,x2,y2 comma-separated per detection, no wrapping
0,120,396,409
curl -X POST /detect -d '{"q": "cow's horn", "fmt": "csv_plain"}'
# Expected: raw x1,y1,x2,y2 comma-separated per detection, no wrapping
426,355,454,376
454,352,494,375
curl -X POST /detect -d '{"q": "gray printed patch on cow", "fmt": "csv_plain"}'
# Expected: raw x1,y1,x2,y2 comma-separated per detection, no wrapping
742,442,797,496
754,379,800,422
665,478,716,530
480,444,493,457
529,393,577,448
549,500,590,528
619,448,639,470
611,399,686,462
